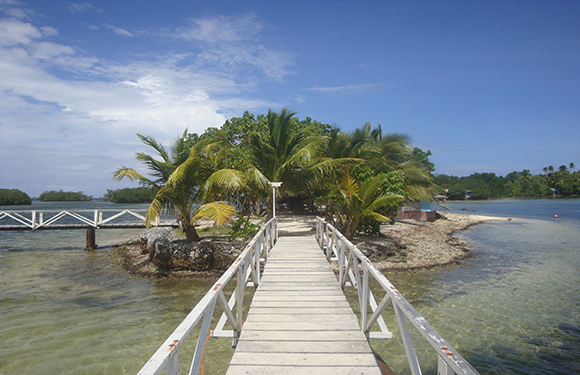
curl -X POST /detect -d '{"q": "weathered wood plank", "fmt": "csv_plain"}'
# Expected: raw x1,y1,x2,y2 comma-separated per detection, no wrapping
235,340,373,353
225,235,382,375
229,352,378,366
226,365,381,375
236,330,368,342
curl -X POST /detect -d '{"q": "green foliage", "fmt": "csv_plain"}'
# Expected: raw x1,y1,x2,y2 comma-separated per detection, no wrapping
356,217,386,237
102,187,157,203
114,109,436,242
38,190,91,202
0,189,32,206
435,164,579,199
337,174,404,239
228,216,260,241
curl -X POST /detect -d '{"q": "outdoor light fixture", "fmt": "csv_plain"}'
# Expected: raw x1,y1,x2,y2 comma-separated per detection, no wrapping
270,182,282,218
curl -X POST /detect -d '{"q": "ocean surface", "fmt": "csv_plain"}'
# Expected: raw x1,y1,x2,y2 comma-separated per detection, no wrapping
1,199,579,374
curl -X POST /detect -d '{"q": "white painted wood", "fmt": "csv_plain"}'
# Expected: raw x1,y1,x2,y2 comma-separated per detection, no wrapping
225,236,382,375
227,365,381,375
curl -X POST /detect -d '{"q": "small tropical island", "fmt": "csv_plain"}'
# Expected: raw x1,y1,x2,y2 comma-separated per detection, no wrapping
106,108,551,278
0,188,32,206
37,190,92,202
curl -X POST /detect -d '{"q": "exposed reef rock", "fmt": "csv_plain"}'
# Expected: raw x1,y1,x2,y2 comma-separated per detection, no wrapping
112,227,244,278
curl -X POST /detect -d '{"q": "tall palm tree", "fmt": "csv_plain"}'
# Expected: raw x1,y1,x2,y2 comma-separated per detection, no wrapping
247,108,320,215
113,131,235,242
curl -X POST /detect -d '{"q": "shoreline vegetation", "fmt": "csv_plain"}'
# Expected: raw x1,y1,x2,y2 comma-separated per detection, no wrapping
111,212,507,278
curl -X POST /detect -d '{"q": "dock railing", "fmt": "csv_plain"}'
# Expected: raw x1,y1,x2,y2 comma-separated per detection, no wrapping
0,209,173,229
137,217,277,375
316,217,479,375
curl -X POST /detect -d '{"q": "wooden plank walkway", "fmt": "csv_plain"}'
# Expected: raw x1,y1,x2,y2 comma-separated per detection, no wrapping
226,235,382,375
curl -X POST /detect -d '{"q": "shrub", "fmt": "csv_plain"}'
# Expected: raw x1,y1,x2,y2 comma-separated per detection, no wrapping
229,216,260,241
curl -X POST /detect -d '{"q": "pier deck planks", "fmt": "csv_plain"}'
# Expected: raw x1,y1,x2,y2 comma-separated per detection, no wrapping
226,236,381,375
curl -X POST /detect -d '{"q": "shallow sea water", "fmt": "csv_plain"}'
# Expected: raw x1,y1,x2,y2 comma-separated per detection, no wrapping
369,199,580,374
1,199,579,374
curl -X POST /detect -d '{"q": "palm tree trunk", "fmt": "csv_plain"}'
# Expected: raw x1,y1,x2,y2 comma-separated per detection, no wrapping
183,223,201,242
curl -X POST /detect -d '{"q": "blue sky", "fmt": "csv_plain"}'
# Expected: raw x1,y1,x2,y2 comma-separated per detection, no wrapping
1,0,579,197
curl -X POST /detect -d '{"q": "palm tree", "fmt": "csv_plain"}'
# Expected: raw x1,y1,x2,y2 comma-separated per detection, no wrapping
338,174,404,239
348,123,434,203
247,108,320,215
113,131,235,242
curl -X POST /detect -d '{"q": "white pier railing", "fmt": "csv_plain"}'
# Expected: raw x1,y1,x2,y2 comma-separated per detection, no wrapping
316,217,479,375
0,209,173,229
137,218,277,375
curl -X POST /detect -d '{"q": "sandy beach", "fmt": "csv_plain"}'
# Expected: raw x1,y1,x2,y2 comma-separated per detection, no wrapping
369,212,507,270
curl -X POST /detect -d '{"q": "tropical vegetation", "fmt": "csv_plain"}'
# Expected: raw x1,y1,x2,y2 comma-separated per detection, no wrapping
37,190,92,202
102,187,158,203
113,130,237,242
434,163,579,199
0,189,32,206
113,109,435,240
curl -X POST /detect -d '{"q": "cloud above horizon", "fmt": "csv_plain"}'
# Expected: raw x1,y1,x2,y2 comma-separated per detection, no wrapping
0,6,294,195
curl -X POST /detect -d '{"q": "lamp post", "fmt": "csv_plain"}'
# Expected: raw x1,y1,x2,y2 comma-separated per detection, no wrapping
270,182,282,218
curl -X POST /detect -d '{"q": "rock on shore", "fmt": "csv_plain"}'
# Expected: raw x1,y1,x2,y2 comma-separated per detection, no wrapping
112,212,505,278
112,227,244,278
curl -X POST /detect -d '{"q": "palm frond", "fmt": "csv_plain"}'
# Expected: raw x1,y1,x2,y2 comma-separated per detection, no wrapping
136,133,170,163
193,201,237,227
112,167,154,186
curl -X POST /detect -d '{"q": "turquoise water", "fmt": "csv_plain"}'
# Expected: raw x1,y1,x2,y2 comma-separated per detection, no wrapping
372,198,580,374
1,199,580,374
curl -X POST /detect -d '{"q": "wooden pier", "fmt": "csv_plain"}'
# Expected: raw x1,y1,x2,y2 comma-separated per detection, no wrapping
226,236,382,374
137,217,479,375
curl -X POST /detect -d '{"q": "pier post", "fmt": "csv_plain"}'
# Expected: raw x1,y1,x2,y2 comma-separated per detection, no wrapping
86,227,97,250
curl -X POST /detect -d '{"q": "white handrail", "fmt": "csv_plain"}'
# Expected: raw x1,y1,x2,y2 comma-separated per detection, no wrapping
0,210,173,229
315,217,479,375
137,217,277,375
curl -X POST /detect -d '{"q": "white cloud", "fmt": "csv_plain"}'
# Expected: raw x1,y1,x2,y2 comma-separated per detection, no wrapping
0,13,292,196
0,18,41,45
172,14,295,82
305,83,381,95
102,23,134,37
68,3,101,13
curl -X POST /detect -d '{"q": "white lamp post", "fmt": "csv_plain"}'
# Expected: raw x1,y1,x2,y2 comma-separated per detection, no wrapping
270,182,282,218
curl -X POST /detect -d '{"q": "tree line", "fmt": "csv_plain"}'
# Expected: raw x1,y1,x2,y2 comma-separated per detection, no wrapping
37,190,92,202
114,109,433,241
0,189,32,206
434,163,579,200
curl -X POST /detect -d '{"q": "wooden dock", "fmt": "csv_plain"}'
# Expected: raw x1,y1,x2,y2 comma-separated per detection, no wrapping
226,235,382,375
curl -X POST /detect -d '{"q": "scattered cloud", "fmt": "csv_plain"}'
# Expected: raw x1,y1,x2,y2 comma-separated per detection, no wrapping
172,14,295,81
305,83,381,95
0,10,292,196
68,3,102,14
102,23,134,37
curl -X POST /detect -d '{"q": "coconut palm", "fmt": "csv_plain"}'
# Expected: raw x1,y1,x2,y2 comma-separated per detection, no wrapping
337,174,404,239
113,131,236,242
245,108,319,215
